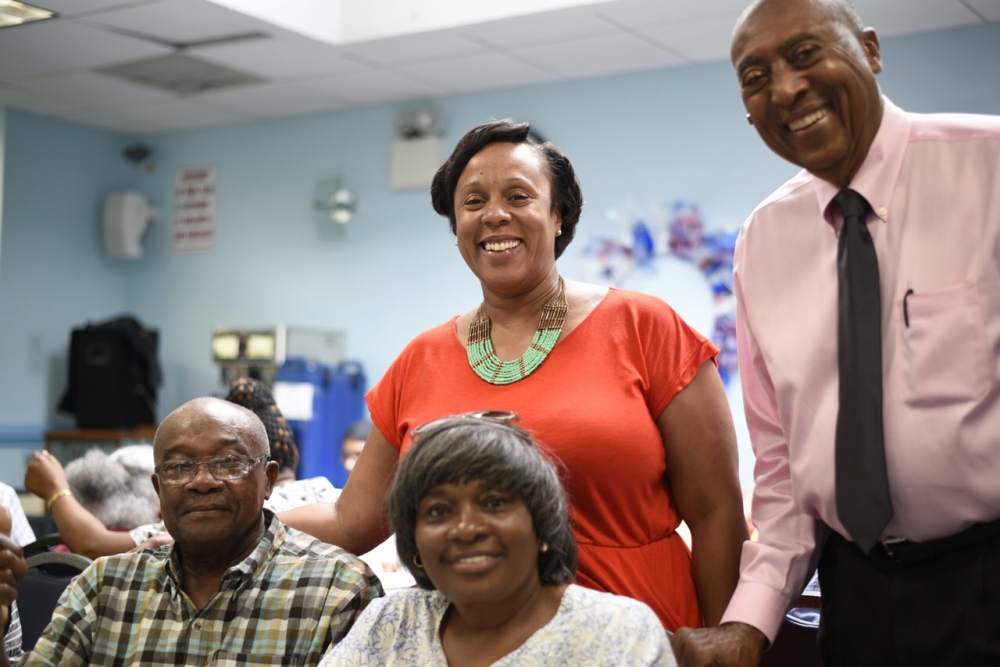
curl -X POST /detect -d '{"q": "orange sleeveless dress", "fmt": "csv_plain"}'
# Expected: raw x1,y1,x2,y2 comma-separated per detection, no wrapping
367,288,717,630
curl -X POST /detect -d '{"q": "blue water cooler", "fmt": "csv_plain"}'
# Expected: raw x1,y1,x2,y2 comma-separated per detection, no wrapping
274,358,366,488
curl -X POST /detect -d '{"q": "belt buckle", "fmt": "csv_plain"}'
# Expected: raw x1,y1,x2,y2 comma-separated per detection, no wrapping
880,536,907,559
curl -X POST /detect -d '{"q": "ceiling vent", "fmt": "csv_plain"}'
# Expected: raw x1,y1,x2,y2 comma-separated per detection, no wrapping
97,54,266,96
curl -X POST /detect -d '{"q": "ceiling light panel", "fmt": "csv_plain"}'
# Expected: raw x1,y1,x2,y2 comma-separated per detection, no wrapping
97,54,266,96
0,0,54,29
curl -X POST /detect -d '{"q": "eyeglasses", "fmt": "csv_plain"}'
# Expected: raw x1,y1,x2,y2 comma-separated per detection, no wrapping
411,410,519,440
155,454,268,486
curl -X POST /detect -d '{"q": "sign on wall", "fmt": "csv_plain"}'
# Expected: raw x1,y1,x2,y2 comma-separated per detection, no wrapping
173,165,216,253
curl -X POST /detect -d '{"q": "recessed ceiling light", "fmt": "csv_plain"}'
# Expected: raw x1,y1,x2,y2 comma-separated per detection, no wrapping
0,0,55,29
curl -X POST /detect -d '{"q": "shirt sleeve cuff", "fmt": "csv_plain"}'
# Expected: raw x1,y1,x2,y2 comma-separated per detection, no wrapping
719,581,790,644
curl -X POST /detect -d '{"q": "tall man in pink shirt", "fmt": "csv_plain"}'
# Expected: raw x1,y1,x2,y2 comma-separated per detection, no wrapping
672,0,1000,665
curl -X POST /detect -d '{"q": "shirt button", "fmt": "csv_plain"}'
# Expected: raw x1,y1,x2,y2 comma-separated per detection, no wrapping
878,206,888,217
194,622,202,630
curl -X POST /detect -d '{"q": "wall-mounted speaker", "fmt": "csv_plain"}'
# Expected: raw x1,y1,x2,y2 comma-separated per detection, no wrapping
103,191,156,259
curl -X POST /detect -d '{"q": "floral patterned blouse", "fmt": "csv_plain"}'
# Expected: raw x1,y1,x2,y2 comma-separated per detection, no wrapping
320,584,677,666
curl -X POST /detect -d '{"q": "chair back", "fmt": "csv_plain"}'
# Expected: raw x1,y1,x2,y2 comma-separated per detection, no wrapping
16,551,92,652
22,533,66,559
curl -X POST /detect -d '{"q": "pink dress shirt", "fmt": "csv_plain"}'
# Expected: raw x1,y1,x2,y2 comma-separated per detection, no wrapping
722,98,1000,641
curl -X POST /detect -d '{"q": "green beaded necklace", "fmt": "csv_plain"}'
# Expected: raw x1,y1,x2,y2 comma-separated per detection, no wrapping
466,277,568,385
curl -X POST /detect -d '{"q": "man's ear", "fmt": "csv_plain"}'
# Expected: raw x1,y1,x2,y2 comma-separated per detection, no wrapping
862,28,882,74
151,472,160,496
263,461,279,499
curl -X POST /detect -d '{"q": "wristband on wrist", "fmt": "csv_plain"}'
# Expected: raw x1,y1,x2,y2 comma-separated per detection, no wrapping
46,488,74,513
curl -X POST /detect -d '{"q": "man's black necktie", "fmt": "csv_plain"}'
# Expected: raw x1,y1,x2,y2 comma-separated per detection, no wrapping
834,188,892,554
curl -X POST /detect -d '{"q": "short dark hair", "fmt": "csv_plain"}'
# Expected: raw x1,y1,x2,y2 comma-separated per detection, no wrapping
430,119,584,259
387,416,577,590
343,419,372,443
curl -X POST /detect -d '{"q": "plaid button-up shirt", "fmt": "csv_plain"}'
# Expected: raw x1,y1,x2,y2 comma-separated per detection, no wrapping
22,510,383,666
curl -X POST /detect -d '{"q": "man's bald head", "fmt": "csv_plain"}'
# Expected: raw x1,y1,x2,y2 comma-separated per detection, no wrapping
154,397,269,463
733,0,864,54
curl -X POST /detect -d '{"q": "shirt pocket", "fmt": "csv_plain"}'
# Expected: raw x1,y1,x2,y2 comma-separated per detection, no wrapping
209,653,305,666
897,281,989,407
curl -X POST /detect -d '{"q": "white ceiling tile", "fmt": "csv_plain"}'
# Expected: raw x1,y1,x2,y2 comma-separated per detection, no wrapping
395,52,560,95
0,19,170,79
511,32,685,79
0,83,65,113
50,105,159,134
636,14,739,63
962,0,1000,22
595,0,749,27
0,0,990,135
461,7,617,49
15,70,175,107
0,98,83,118
192,80,351,119
343,30,488,67
67,98,246,134
81,0,273,44
299,69,445,107
0,44,48,80
193,36,365,80
850,0,981,36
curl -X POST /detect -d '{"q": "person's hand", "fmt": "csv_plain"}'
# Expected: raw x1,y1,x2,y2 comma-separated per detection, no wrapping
0,509,13,631
131,533,174,552
671,622,767,667
0,529,27,624
25,449,71,501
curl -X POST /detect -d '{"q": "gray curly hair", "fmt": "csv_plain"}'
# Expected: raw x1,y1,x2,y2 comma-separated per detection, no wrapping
388,416,577,590
65,445,159,529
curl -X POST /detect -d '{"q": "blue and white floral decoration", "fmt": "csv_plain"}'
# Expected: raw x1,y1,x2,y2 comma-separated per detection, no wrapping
581,200,739,386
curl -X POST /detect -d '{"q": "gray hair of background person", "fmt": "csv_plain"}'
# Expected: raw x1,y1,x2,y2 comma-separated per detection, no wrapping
429,119,584,259
65,444,159,529
388,417,577,590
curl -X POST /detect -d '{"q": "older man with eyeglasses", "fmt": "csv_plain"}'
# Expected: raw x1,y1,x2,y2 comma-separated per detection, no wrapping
11,397,382,667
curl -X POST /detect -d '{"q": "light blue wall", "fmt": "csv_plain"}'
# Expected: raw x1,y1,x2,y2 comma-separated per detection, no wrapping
2,22,999,487
0,112,136,430
0,111,137,485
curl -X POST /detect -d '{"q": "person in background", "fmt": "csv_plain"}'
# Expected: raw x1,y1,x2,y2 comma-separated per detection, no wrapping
333,420,413,590
14,397,381,667
322,414,676,666
0,508,26,664
66,445,159,528
221,378,341,511
25,449,154,558
281,119,748,631
672,1,1000,665
340,420,371,475
0,484,34,551
0,484,39,663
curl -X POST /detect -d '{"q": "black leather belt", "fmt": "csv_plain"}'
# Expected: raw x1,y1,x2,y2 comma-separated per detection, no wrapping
872,517,1000,565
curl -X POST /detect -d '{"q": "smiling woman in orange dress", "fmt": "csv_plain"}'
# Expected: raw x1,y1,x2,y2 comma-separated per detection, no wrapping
281,120,747,630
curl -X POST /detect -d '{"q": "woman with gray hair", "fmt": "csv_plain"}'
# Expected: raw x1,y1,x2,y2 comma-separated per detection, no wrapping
321,413,676,666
